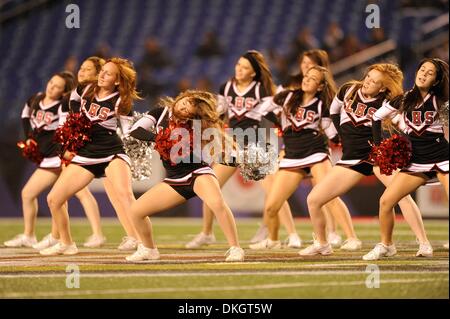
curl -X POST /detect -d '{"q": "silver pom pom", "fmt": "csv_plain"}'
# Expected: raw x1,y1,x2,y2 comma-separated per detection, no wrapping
439,101,449,127
237,142,278,182
121,112,154,181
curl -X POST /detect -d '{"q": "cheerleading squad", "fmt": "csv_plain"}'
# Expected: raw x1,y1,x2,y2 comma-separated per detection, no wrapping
4,50,449,262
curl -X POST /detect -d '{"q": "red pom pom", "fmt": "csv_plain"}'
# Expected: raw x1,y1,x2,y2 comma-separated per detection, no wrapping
369,134,412,175
54,112,92,161
17,139,43,164
154,121,193,165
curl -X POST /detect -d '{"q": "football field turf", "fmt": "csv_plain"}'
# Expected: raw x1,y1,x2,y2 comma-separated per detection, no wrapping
0,217,448,299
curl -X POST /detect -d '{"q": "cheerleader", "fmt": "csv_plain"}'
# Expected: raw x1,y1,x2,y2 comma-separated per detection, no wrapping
304,63,431,256
61,57,139,251
185,50,301,250
284,49,330,89
126,90,244,262
4,72,75,249
281,49,357,247
40,58,140,256
249,66,361,251
363,58,448,260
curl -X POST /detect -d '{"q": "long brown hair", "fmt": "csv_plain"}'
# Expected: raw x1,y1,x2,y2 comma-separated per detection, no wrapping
235,50,276,96
400,58,449,113
159,90,234,162
288,49,331,89
83,57,140,115
85,56,106,74
275,65,337,115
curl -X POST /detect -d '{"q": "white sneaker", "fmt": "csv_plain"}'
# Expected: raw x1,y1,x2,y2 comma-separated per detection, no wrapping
125,244,160,262
4,234,37,248
250,224,269,243
299,241,333,256
327,232,342,247
416,242,433,257
39,242,78,256
443,242,449,250
249,238,281,250
84,234,106,248
185,232,216,249
340,238,362,251
286,233,302,248
32,234,59,250
118,236,139,251
225,246,245,262
362,243,397,261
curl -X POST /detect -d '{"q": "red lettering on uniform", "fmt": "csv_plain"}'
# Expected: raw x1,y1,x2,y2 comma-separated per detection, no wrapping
306,110,315,123
295,108,305,121
367,107,377,119
235,97,244,110
88,103,101,117
98,107,110,121
412,111,422,125
245,97,255,110
355,103,367,117
424,111,435,125
35,110,45,122
44,112,53,124
344,102,353,113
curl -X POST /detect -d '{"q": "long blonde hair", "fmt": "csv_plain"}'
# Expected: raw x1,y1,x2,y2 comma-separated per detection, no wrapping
344,63,404,105
83,57,140,115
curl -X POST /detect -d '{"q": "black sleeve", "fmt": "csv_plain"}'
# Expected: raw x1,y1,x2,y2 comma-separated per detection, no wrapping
61,95,70,113
330,134,340,144
273,90,291,107
264,112,280,126
336,83,353,102
331,114,341,133
372,119,383,146
130,127,156,142
22,118,32,138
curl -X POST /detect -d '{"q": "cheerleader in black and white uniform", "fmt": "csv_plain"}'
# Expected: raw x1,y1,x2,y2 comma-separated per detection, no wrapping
364,58,449,260
185,50,301,250
126,90,244,262
41,58,140,256
3,72,75,249
248,66,361,253
306,63,430,256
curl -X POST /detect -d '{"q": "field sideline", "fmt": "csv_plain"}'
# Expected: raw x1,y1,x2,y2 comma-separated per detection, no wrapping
0,217,448,299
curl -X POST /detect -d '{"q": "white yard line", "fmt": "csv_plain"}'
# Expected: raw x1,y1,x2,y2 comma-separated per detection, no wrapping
1,277,447,298
0,270,448,279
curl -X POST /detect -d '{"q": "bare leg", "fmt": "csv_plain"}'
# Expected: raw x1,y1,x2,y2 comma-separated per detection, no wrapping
47,164,95,245
21,168,60,236
194,174,240,247
261,174,297,235
374,167,429,244
130,182,186,248
263,170,305,241
378,172,426,245
104,159,138,239
307,166,363,244
201,164,236,234
74,186,103,237
311,161,358,240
